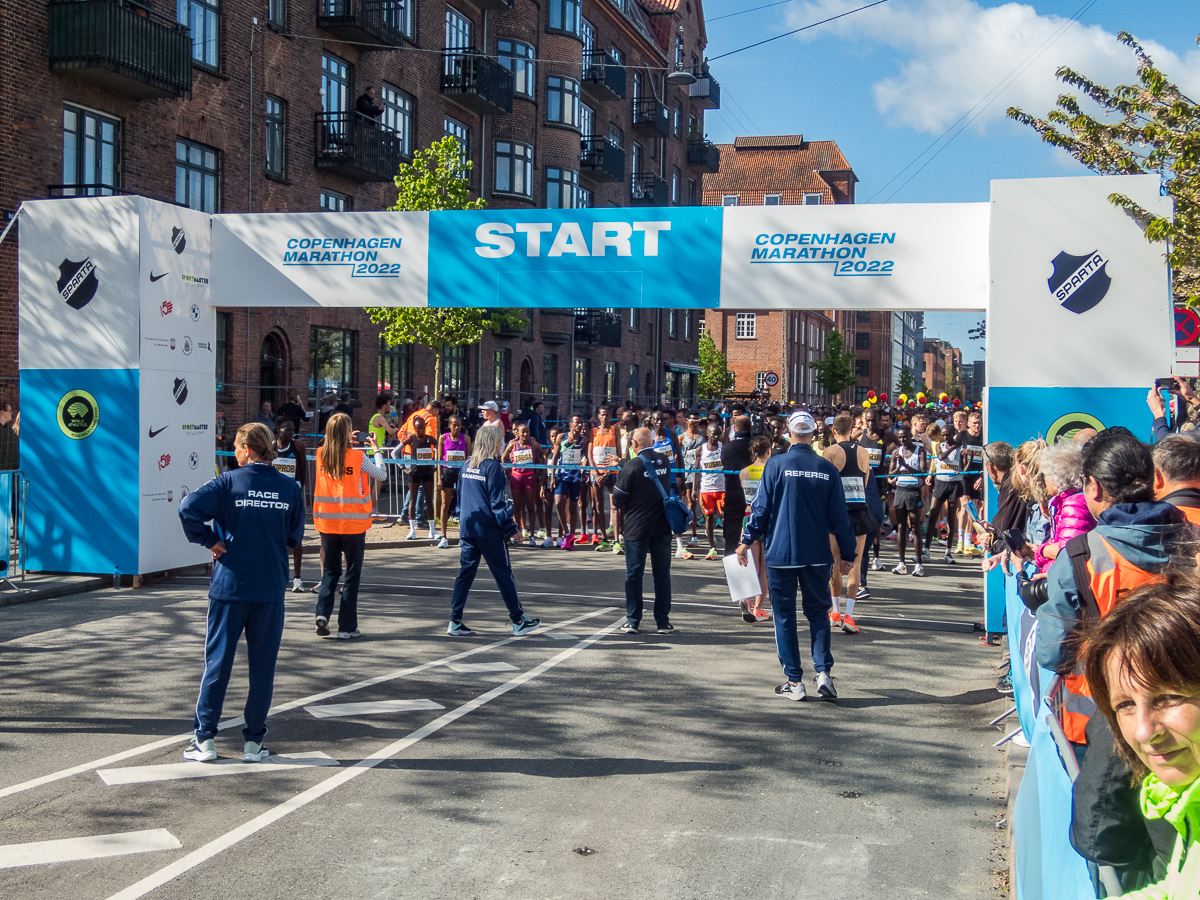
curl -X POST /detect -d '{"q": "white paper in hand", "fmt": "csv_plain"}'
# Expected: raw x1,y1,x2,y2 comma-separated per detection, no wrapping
723,553,761,604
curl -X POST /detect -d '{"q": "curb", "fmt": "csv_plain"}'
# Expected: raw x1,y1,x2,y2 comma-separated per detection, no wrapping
0,576,109,609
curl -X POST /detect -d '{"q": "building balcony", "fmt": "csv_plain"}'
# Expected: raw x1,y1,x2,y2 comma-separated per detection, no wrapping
580,137,624,183
687,138,720,172
631,172,668,206
441,48,514,116
316,0,404,50
581,50,625,101
315,112,406,182
47,0,191,100
688,73,721,109
575,312,621,348
631,97,669,137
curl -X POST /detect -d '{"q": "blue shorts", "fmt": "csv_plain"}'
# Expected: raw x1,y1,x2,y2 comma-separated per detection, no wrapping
555,480,582,501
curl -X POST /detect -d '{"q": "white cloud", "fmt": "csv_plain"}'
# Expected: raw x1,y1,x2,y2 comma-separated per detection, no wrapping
785,0,1200,134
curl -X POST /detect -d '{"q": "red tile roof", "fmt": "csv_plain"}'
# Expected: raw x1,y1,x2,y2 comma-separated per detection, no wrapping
701,136,857,205
638,0,680,11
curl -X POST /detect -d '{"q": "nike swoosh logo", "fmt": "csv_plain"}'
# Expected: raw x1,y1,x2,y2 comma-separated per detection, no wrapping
150,272,169,282
148,426,168,438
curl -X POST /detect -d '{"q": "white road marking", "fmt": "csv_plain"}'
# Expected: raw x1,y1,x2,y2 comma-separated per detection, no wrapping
445,662,518,673
304,699,444,719
0,607,614,802
546,632,579,640
103,618,623,900
0,829,182,869
97,753,338,786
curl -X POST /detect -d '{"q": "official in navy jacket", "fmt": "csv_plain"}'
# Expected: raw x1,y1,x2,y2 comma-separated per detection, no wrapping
737,411,856,702
177,422,305,762
449,425,540,637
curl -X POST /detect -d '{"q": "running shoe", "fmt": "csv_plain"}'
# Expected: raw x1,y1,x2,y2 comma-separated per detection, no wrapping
912,563,925,577
183,737,217,762
613,541,624,555
541,538,555,549
292,578,305,593
682,550,696,560
437,537,450,549
619,623,639,634
856,587,870,601
591,534,602,545
535,529,547,540
829,610,843,626
557,536,568,549
687,536,700,547
884,532,898,541
563,534,575,550
336,630,361,639
406,530,418,541
841,615,859,634
242,741,270,762
447,621,474,636
816,672,838,700
528,535,538,547
775,681,806,701
595,541,611,552
512,616,541,636
315,617,330,637
996,672,1014,695
704,548,719,561
870,557,884,571
891,562,907,575
965,544,984,558
739,599,756,624
954,541,966,555
655,624,675,635
428,532,441,543
753,608,772,622
943,551,956,564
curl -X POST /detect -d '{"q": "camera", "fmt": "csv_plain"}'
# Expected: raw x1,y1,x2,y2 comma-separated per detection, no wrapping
1015,570,1050,611
1155,377,1180,393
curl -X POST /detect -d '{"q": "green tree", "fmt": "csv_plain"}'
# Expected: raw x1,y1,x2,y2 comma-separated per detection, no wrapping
698,329,734,398
367,137,525,399
813,329,857,397
1007,32,1200,305
897,365,916,397
920,379,931,396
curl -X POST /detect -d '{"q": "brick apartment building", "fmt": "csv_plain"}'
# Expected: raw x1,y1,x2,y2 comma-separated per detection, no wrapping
922,338,964,398
698,135,924,405
0,0,725,432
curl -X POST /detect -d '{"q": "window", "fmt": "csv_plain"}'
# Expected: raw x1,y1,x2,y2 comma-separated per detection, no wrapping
629,308,640,331
310,327,356,394
321,53,349,115
444,117,470,174
380,85,413,157
546,168,580,208
62,105,120,195
573,357,591,399
684,310,692,341
804,193,823,205
722,194,739,207
497,40,535,98
319,189,351,211
856,332,870,350
215,312,230,391
673,103,682,137
604,361,617,402
855,359,871,377
609,45,622,65
542,354,558,397
268,0,285,29
671,168,680,204
179,0,219,68
764,193,781,205
378,338,411,394
494,142,533,196
265,96,285,178
856,311,871,323
445,8,470,51
578,186,593,208
548,0,581,36
579,103,594,138
608,124,624,148
493,349,511,394
698,317,706,336
631,143,641,175
386,0,413,38
854,386,869,402
175,139,219,212
628,364,639,402
756,372,769,391
442,345,467,394
547,76,581,128
668,308,676,338
735,313,756,339
687,178,697,206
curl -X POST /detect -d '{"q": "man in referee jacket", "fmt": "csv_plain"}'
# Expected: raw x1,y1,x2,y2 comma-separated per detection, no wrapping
736,410,857,702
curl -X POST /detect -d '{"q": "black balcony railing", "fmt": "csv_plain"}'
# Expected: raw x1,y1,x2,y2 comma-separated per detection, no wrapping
688,73,721,109
580,137,625,183
315,112,406,182
441,47,514,115
574,312,621,348
632,97,669,137
631,172,668,206
316,0,404,49
582,50,626,100
687,138,720,172
47,0,191,100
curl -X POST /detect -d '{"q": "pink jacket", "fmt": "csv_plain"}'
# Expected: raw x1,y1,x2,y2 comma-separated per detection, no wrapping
1034,489,1096,572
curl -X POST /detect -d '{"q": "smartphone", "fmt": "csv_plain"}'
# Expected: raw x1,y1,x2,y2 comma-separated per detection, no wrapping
1155,377,1179,393
352,431,371,445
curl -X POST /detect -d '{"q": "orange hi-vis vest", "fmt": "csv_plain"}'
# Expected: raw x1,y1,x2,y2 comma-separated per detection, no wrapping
1176,505,1200,526
313,447,372,535
1061,531,1163,743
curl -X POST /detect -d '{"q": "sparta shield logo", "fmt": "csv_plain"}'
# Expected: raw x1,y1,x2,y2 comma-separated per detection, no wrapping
1048,250,1111,314
57,258,99,310
173,377,189,405
171,227,187,254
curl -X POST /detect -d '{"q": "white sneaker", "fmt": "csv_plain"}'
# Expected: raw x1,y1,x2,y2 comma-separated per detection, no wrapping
292,577,304,592
406,529,418,541
870,558,884,571
675,547,689,559
336,630,361,639
912,563,925,577
429,531,440,542
774,681,806,701
183,737,217,762
437,537,449,549
242,740,269,762
891,561,907,575
816,672,838,700
943,551,956,564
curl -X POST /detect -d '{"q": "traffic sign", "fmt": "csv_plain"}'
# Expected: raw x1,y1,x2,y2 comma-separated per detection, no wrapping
764,372,779,387
1176,308,1200,346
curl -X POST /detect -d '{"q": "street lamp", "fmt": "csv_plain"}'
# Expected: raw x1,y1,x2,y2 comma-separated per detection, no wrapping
665,26,696,86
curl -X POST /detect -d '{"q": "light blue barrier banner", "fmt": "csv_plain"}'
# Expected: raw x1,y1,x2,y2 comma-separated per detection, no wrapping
0,471,11,577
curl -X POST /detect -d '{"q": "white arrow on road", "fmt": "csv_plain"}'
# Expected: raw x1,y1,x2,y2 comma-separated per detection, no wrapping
305,699,445,719
0,829,182,869
97,752,338,786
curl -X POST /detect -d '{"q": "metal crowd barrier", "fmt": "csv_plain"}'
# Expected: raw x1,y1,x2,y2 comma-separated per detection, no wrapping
0,470,28,590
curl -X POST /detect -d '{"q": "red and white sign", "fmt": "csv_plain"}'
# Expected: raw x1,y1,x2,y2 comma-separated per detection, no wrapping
763,371,779,388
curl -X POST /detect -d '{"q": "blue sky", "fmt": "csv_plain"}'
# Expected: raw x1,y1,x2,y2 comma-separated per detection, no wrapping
699,0,1200,361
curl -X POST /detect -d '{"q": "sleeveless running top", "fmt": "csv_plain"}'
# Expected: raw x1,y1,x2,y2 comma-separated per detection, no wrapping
836,440,867,508
859,435,883,472
441,433,467,473
591,425,619,469
653,432,676,458
934,445,963,482
960,434,984,476
743,463,765,505
272,441,301,479
369,415,390,449
894,445,926,488
681,434,704,482
699,446,724,493
558,437,584,483
507,439,539,489
403,435,436,478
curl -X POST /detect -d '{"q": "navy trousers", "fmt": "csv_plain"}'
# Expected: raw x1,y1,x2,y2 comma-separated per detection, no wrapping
767,565,834,683
624,532,673,629
193,599,285,743
450,533,524,624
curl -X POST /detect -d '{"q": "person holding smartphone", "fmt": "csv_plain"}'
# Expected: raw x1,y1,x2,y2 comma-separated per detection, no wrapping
1149,377,1197,442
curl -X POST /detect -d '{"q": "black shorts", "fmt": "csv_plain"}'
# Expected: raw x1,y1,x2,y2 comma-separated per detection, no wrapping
933,480,964,503
440,472,459,490
893,487,923,512
962,476,983,502
848,507,880,537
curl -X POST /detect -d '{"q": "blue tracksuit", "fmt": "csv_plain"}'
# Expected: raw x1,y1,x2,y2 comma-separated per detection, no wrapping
178,462,304,742
741,443,857,682
451,457,524,623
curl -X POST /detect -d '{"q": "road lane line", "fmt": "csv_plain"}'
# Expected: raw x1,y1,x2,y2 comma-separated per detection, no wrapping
304,699,444,719
98,753,339,786
103,618,623,900
0,608,613,801
0,829,182,869
354,581,736,610
445,662,518,673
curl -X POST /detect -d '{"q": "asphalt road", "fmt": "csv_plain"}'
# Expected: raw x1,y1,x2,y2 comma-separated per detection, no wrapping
1,541,1008,899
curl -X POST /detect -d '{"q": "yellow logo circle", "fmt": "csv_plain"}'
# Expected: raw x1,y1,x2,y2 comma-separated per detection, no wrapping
1046,411,1105,444
57,390,99,440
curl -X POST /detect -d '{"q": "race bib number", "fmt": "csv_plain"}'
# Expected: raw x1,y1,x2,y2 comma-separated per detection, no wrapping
702,458,722,470
841,476,866,503
445,450,465,462
866,446,882,468
416,447,433,460
272,457,297,478
514,448,534,465
592,445,616,465
744,482,760,503
935,458,956,475
560,448,580,466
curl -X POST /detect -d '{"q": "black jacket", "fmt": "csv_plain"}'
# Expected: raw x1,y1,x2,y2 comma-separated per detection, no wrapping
612,450,672,542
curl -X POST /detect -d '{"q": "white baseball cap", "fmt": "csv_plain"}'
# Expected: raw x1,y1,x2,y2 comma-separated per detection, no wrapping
788,411,817,434
479,400,499,412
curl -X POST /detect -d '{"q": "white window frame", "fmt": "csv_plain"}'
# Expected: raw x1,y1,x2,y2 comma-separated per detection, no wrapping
735,313,756,340
764,193,781,205
803,192,823,205
722,194,739,207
